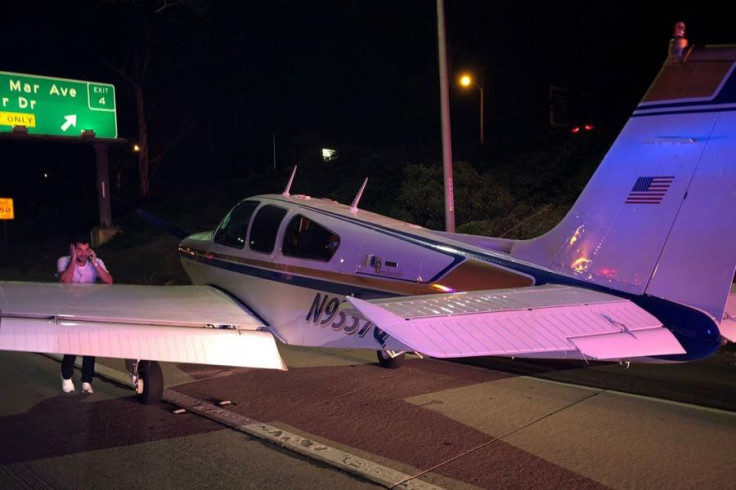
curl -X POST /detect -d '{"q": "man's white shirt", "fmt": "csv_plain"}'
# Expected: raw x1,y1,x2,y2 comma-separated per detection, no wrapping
57,256,109,284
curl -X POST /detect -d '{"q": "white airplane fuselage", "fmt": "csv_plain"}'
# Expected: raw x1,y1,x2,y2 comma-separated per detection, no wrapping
177,193,722,362
179,194,540,352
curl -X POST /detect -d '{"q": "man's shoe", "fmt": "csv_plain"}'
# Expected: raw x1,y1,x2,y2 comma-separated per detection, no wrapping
81,382,94,394
62,377,75,393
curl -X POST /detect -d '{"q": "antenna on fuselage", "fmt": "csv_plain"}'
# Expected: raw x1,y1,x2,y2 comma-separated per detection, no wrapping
350,177,368,213
282,165,297,196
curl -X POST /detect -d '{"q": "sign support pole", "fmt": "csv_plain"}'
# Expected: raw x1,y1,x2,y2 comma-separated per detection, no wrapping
94,142,112,228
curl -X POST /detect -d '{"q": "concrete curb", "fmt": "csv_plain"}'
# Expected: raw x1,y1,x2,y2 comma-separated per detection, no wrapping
164,390,444,490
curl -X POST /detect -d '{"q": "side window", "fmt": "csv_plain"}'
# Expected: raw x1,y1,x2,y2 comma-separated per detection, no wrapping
249,205,287,254
282,215,340,261
214,200,259,249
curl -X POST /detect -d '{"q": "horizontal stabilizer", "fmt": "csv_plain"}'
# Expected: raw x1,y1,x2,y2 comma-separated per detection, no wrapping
720,292,736,342
0,281,286,370
346,284,685,361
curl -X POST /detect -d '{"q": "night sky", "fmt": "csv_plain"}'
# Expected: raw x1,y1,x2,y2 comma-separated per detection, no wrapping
0,1,733,213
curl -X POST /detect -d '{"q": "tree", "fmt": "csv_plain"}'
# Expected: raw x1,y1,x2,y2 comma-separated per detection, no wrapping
87,0,207,197
391,161,517,232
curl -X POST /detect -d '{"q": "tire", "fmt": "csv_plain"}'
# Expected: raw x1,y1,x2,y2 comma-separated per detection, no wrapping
376,350,405,368
138,360,164,405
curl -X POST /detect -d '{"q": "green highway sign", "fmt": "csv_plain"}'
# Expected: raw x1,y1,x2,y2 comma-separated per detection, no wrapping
0,71,117,138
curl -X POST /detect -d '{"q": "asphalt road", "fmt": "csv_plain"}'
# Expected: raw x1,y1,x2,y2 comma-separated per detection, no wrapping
1,345,734,490
454,350,736,412
0,351,382,490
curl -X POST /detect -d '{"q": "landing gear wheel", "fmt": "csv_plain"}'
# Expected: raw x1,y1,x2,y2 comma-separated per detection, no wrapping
377,350,406,368
136,360,164,405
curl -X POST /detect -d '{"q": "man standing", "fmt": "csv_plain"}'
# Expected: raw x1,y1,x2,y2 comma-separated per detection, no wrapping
57,237,113,393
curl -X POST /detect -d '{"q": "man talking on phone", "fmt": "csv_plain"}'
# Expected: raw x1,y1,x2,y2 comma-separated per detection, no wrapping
57,236,113,393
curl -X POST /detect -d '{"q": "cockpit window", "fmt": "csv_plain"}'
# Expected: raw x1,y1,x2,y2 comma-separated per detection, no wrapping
213,200,259,249
249,204,287,254
282,215,340,261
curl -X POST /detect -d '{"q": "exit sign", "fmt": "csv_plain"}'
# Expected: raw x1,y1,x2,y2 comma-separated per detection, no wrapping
0,198,14,220
0,71,117,138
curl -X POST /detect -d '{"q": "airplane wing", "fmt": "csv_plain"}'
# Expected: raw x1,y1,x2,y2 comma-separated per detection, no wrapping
0,281,286,370
345,284,685,361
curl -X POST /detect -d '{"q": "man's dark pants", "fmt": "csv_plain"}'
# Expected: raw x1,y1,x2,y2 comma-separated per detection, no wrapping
61,355,96,383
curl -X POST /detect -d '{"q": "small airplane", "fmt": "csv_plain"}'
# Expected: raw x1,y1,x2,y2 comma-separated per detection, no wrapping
1,22,735,404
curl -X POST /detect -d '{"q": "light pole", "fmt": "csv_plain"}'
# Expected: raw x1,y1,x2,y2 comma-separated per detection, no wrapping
436,0,455,232
459,74,484,146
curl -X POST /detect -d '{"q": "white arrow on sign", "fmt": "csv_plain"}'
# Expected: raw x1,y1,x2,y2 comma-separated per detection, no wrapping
61,114,77,132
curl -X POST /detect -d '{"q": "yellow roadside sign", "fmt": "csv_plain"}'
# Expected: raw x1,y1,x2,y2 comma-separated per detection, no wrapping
0,112,36,128
0,198,14,220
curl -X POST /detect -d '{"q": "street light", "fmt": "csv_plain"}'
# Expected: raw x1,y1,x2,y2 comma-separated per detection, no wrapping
459,73,484,146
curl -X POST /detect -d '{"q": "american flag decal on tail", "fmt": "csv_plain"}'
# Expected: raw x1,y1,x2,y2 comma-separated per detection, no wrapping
625,176,674,204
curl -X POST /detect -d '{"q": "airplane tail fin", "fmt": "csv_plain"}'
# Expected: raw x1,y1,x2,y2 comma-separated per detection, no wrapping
511,26,736,323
